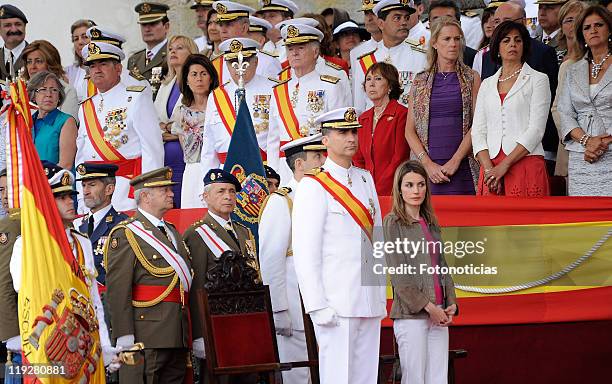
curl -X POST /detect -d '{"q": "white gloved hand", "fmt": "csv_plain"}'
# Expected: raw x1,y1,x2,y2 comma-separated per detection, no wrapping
309,307,339,327
273,311,292,337
115,334,135,351
5,336,21,352
102,345,119,368
193,337,206,359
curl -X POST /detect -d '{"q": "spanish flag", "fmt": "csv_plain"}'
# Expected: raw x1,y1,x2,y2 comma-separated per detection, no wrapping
6,81,105,382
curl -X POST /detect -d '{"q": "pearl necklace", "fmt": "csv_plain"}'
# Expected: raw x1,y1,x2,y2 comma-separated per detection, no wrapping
590,52,611,79
498,67,522,82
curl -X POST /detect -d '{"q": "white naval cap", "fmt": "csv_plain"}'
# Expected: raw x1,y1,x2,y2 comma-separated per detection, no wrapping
275,17,318,31
315,107,362,130
249,16,273,33
219,37,260,59
81,42,125,65
373,0,416,17
258,0,298,15
86,26,126,48
280,133,326,157
212,1,255,22
281,23,324,45
332,21,371,41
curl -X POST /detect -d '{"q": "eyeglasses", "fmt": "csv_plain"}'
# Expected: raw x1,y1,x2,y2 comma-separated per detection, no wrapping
35,87,60,95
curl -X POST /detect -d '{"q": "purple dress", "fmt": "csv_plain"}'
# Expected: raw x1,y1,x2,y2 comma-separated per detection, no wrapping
165,82,185,208
428,72,475,195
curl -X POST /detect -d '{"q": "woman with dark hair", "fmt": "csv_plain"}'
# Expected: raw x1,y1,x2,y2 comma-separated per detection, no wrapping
471,21,551,196
479,7,496,50
202,10,223,59
22,40,79,119
557,5,612,195
171,54,219,207
383,160,457,384
406,17,481,195
26,71,77,169
354,62,409,196
65,19,95,96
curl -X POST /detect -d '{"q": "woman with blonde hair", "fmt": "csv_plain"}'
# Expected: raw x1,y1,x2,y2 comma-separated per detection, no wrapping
405,16,481,195
383,160,457,384
153,35,199,207
22,40,79,119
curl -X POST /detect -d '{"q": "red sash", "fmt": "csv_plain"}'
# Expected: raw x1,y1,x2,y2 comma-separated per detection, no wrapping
212,86,236,136
272,82,301,148
305,171,374,241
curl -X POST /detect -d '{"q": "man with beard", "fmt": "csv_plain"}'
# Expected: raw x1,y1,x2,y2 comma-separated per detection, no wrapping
75,162,127,298
0,4,28,80
351,0,428,111
7,162,119,379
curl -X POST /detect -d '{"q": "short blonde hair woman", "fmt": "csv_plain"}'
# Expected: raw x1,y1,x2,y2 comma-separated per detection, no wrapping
383,160,457,384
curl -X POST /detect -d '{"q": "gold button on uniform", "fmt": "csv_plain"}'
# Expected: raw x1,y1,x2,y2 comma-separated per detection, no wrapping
139,315,144,319
152,254,158,260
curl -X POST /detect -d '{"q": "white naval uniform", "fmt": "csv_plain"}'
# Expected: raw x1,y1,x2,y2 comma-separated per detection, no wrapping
8,229,112,352
200,74,277,175
263,40,284,60
460,14,484,50
280,56,352,97
351,39,427,112
194,35,209,52
259,178,309,384
348,38,378,81
407,20,431,47
292,158,386,384
266,70,352,183
75,82,164,213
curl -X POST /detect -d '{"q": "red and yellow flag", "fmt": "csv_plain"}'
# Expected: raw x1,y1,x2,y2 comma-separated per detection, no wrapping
6,80,105,383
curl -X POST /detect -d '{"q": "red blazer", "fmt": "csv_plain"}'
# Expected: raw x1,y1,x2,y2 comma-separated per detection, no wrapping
353,99,410,196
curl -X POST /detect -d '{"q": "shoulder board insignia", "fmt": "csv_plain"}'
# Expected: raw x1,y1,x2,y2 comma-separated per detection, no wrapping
273,78,291,87
268,77,281,84
70,228,87,238
410,45,427,54
273,186,292,197
320,75,340,84
405,38,419,46
305,167,324,176
106,215,113,223
463,11,479,17
233,221,247,229
126,85,146,92
117,217,136,226
357,49,377,60
79,94,95,105
189,219,206,230
325,61,343,71
259,49,278,58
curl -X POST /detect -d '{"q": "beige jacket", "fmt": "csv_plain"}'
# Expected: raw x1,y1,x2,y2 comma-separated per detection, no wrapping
383,213,457,320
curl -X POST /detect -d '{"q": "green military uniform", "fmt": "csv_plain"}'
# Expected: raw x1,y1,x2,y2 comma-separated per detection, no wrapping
0,210,21,342
127,2,170,93
105,167,193,384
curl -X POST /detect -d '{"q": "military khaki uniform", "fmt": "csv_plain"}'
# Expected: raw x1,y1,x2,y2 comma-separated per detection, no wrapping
0,211,21,342
127,42,169,97
105,211,192,384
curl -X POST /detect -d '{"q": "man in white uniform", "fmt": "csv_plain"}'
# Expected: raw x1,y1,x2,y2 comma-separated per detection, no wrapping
352,0,427,111
8,162,119,372
200,38,278,175
259,0,298,56
292,107,386,384
75,41,163,213
266,23,351,182
349,0,383,72
211,1,281,82
259,134,326,384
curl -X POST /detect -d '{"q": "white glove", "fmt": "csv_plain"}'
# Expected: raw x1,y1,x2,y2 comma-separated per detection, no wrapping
5,336,21,352
309,307,339,327
102,345,119,368
193,337,206,359
273,311,292,337
115,334,135,351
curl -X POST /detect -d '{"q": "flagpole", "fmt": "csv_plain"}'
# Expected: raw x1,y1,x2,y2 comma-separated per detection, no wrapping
232,51,249,107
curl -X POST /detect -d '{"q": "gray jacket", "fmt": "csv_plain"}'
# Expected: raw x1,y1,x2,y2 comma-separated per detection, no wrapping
557,57,612,153
383,213,457,320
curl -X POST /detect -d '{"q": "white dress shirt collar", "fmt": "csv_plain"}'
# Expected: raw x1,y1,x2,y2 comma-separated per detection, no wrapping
147,38,168,59
4,40,26,64
323,157,355,186
90,204,113,231
543,29,559,41
208,211,233,229
138,208,165,228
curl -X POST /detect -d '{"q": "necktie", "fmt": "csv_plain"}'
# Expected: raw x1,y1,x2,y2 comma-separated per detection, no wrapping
87,215,95,237
224,223,239,245
543,36,551,45
5,51,14,76
145,50,153,66
158,225,173,244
